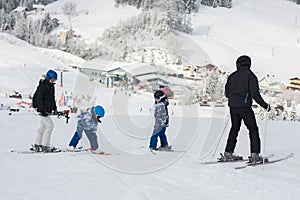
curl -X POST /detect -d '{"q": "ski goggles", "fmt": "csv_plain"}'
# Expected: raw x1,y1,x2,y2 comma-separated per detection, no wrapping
95,114,102,123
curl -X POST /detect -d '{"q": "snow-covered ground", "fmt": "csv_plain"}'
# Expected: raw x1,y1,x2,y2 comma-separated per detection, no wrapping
1,0,300,199
0,32,300,200
1,85,300,200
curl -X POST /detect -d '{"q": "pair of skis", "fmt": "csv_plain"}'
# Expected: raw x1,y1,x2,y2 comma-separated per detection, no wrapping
200,153,294,169
11,146,112,155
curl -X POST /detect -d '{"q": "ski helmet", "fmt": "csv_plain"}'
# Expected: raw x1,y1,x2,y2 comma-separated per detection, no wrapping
154,90,165,100
46,70,58,81
94,105,105,118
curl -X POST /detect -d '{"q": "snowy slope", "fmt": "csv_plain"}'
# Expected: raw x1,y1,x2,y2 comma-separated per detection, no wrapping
0,32,300,200
0,34,65,93
42,0,300,81
45,0,140,40
0,32,82,111
190,0,300,80
1,1,300,200
43,0,300,81
0,87,300,200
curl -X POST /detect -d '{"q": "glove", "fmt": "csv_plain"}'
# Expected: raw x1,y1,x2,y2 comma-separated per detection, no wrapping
57,111,64,117
97,116,102,123
266,104,271,112
41,111,48,117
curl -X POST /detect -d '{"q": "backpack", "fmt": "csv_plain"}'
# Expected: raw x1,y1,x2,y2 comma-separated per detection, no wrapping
32,80,43,108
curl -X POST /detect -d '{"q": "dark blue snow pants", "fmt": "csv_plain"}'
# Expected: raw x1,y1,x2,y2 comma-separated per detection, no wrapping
149,127,168,149
69,125,98,150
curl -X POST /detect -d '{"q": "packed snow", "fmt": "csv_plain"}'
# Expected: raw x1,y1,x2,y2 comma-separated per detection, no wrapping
1,0,300,200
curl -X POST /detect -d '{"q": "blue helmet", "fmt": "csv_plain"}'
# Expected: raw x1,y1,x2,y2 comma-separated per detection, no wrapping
46,70,58,81
94,105,105,118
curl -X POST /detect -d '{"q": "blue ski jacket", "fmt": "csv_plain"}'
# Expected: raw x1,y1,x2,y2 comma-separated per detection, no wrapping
77,107,98,131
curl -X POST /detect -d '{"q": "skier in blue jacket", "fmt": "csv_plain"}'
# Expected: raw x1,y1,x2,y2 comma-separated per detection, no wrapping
68,105,105,154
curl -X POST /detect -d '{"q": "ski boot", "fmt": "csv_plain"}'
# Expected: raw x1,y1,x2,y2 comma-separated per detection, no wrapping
41,145,61,153
219,152,243,162
30,144,43,152
248,153,268,164
67,146,75,152
157,145,173,151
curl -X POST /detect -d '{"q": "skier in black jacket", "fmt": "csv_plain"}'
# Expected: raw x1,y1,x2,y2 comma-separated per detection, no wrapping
223,55,270,163
31,70,58,152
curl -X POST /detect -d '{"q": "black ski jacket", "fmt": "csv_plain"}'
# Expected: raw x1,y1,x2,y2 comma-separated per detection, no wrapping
225,66,268,109
35,80,57,114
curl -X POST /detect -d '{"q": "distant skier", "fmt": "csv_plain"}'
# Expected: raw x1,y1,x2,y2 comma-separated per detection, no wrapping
149,90,171,151
68,105,105,154
31,70,58,152
223,55,270,163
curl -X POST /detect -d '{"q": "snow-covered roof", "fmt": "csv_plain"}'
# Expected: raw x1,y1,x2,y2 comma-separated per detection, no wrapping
112,69,126,76
81,59,128,72
33,4,45,9
259,75,281,86
121,64,157,77
158,75,195,87
135,74,158,82
80,60,158,77
13,7,29,12
290,77,300,80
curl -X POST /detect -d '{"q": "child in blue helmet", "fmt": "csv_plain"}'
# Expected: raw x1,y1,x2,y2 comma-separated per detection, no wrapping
68,105,105,154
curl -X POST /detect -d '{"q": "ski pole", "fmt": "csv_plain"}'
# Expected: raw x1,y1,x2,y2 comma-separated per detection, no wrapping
211,112,230,160
262,104,271,168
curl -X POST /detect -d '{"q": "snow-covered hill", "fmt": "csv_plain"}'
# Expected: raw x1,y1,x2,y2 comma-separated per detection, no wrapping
0,30,300,200
44,0,300,81
45,0,140,40
1,1,300,200
189,0,300,81
0,33,71,93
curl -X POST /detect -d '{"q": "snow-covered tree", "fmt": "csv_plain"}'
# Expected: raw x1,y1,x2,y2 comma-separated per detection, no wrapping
114,0,199,13
13,13,29,40
206,72,224,101
142,0,153,10
62,2,77,23
184,0,199,13
201,0,232,8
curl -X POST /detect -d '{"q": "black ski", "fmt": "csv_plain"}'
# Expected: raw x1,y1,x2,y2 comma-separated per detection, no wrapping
235,153,294,170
